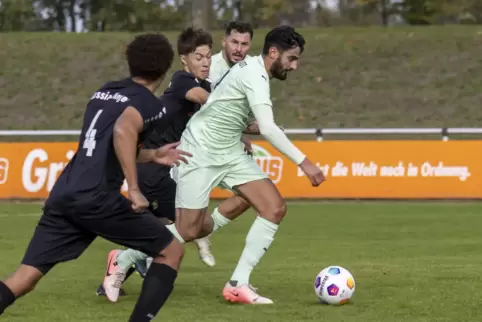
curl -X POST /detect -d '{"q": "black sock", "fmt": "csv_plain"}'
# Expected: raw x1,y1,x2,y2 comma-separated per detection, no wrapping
0,281,15,315
123,266,136,284
129,263,177,322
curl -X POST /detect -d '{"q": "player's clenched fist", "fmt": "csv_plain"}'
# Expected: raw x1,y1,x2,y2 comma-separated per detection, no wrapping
299,158,326,187
129,188,149,212
153,142,193,167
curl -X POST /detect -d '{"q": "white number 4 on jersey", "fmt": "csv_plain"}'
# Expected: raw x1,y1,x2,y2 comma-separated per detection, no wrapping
83,109,103,157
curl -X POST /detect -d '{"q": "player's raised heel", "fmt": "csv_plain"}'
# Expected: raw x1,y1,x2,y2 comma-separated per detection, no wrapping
194,237,216,267
222,283,273,304
102,249,128,303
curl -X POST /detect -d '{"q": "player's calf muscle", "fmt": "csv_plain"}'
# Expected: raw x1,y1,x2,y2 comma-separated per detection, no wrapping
200,212,215,236
218,195,251,220
3,265,44,297
175,208,208,242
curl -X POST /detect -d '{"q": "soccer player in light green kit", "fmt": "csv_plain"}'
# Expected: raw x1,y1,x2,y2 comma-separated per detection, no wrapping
168,26,325,304
193,21,259,268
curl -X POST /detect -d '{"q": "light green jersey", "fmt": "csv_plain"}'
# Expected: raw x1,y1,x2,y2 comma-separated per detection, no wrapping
208,51,253,90
208,51,230,90
182,55,271,155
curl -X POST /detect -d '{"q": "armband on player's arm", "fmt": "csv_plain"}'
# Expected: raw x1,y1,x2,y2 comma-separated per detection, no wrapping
185,87,210,105
250,103,306,165
113,106,144,190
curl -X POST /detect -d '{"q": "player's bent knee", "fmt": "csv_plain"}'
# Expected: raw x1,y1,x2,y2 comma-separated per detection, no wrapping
157,238,184,270
260,200,287,223
162,238,184,257
274,201,288,219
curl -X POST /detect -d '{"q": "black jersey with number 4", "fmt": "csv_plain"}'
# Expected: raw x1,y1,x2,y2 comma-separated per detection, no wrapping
46,78,169,214
137,70,211,194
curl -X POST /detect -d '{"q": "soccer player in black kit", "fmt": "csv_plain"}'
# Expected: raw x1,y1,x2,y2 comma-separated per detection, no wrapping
98,26,215,303
0,34,190,321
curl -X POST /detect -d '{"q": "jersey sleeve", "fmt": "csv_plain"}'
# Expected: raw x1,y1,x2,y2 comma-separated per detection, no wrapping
125,96,146,118
127,92,167,130
127,95,155,120
238,67,272,108
169,71,201,100
251,103,306,165
200,79,212,93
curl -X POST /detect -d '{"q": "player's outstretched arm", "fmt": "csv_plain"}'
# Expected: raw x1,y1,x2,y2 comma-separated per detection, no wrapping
251,104,325,187
136,145,192,166
185,87,210,105
241,68,325,186
251,103,304,164
152,142,193,167
137,149,155,163
113,106,149,210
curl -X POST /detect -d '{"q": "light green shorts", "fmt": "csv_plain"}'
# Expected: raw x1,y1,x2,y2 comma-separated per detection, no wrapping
172,140,267,209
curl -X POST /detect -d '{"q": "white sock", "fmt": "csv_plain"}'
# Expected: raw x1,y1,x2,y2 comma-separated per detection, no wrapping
116,249,148,271
166,224,185,243
211,207,231,232
197,207,232,241
167,208,229,243
230,216,278,286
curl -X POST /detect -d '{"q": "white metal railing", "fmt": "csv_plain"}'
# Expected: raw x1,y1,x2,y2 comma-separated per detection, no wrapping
0,130,81,136
1,128,482,141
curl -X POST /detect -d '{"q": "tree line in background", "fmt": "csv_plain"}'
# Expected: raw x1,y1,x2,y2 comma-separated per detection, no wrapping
1,0,482,32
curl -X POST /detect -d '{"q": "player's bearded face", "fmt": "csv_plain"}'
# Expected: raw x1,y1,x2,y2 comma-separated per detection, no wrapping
270,47,301,81
270,57,287,80
223,31,251,65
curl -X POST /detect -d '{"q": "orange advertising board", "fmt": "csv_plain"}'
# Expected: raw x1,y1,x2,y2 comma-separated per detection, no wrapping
211,140,481,199
0,141,481,200
0,142,81,199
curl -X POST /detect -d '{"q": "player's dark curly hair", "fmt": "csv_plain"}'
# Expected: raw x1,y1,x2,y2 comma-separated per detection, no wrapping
126,33,174,82
262,26,305,55
225,21,254,39
177,27,213,56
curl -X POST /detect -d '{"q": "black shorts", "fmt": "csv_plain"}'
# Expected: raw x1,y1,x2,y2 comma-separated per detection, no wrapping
21,196,173,275
142,174,176,222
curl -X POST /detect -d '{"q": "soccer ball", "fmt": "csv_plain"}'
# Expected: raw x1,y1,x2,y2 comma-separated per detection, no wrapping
314,266,355,305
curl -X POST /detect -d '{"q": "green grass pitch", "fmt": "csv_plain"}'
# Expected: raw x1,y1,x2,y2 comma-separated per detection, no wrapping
1,201,481,321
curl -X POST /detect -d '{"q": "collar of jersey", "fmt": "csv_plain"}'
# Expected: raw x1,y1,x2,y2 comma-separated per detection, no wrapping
256,55,265,68
127,77,150,91
213,51,230,70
